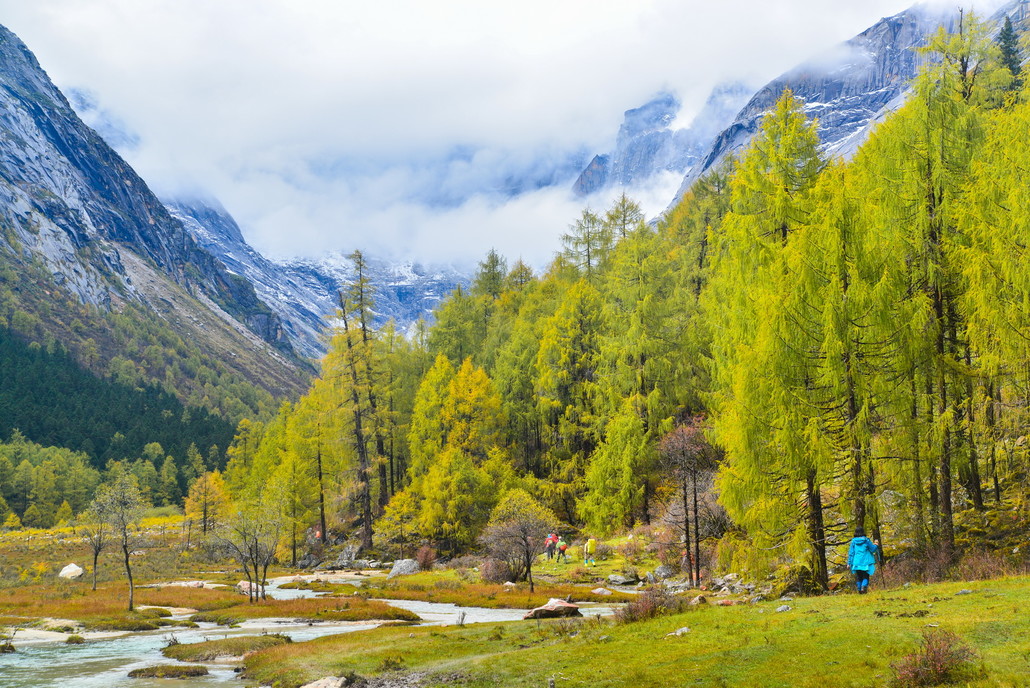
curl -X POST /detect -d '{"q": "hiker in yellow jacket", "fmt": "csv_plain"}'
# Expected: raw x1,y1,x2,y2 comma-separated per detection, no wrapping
584,537,597,566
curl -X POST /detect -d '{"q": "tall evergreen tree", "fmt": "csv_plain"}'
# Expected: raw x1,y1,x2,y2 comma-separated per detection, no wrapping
705,89,832,586
997,15,1021,88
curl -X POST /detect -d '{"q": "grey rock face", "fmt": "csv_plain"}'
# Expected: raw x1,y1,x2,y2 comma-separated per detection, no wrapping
653,564,678,581
607,573,640,586
387,559,421,579
671,2,1023,202
168,197,471,359
0,24,292,354
574,84,752,196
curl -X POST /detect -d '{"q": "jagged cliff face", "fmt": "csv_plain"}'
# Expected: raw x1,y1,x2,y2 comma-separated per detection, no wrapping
168,197,470,358
0,25,293,356
672,2,1020,199
574,84,752,196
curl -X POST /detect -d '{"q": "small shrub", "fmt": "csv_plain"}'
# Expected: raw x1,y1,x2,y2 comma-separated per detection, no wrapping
65,634,85,644
890,628,978,687
595,543,614,561
880,546,963,588
480,557,514,584
137,607,172,619
550,616,582,638
127,665,208,679
954,548,1015,581
568,565,591,582
375,655,406,672
614,587,686,624
415,545,437,571
447,555,482,570
879,556,923,589
617,539,644,565
770,565,822,598
434,579,461,590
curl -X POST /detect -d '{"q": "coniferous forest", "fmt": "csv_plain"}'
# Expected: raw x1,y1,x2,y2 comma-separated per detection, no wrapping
206,16,1030,584
4,15,1030,591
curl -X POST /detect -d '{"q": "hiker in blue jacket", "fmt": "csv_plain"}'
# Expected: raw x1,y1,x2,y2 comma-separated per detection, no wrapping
848,526,879,594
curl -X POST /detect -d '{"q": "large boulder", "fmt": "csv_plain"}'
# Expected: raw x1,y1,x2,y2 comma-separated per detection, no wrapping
58,563,83,579
607,573,639,586
299,679,349,688
297,553,322,569
387,559,421,579
523,598,583,620
653,564,677,581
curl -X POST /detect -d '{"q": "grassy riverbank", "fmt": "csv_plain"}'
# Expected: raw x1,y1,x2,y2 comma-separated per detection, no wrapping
243,575,1030,688
360,570,636,609
162,633,292,661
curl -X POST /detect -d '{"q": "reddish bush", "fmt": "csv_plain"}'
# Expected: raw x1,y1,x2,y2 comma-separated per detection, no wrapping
617,538,644,565
415,545,437,571
890,628,978,687
955,548,1018,581
479,557,515,584
446,555,482,570
613,587,686,624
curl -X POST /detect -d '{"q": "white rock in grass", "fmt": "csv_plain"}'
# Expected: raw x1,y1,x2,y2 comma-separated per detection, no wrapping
58,563,83,579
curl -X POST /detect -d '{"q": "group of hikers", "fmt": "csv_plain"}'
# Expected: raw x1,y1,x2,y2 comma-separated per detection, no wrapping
541,527,881,595
543,532,597,565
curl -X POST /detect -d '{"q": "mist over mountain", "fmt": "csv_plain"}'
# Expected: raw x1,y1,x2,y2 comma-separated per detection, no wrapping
2,0,1020,375
670,1,1021,201
0,23,307,413
573,83,753,197
167,197,470,358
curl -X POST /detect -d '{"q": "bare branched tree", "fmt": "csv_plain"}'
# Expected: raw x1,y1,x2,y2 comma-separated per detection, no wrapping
480,489,558,593
80,503,108,591
219,499,282,602
90,472,147,610
659,417,720,587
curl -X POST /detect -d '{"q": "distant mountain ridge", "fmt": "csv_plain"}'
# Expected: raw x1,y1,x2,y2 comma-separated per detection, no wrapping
671,1,1023,200
574,83,753,196
167,197,470,358
0,25,295,351
0,23,308,412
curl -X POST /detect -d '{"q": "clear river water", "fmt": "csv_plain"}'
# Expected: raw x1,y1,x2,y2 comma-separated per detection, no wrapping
0,579,613,688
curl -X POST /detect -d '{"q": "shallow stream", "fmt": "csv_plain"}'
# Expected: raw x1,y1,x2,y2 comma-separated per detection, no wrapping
0,578,612,687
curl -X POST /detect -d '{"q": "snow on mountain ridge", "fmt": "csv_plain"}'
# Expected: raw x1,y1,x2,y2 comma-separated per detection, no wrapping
167,198,470,358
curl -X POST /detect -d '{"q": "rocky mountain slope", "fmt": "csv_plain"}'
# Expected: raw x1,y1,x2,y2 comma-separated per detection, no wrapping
671,2,1020,199
167,197,469,358
0,24,307,401
574,84,752,196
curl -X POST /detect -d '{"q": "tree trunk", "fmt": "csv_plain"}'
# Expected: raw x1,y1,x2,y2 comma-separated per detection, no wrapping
526,547,535,593
316,434,327,545
805,471,828,590
692,471,702,587
681,476,692,586
122,543,134,611
91,550,99,591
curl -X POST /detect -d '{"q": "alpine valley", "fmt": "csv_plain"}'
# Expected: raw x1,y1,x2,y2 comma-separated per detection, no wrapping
6,3,1030,687
0,0,1019,481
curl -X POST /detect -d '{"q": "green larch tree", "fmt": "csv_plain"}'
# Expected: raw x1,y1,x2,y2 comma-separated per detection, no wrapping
704,89,832,586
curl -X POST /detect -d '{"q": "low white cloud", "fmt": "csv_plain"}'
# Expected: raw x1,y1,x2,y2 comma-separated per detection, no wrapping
0,0,949,264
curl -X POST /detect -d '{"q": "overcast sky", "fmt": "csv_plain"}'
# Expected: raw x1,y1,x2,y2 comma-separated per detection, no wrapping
0,0,964,267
